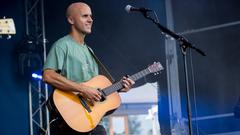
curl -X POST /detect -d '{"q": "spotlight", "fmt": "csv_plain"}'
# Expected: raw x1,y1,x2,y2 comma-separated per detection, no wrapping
32,73,42,80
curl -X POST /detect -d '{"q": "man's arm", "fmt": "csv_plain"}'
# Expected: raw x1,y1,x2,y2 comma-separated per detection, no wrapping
43,69,102,103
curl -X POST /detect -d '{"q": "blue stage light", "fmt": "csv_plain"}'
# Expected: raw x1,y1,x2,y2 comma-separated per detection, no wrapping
31,73,42,80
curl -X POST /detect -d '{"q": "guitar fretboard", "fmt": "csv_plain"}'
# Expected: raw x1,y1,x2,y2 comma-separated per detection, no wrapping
103,68,151,96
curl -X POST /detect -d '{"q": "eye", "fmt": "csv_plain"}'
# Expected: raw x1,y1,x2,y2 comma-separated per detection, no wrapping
82,14,88,18
82,14,92,19
90,15,93,19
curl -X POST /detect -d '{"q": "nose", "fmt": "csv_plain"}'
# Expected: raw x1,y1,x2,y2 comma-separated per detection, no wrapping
88,16,93,23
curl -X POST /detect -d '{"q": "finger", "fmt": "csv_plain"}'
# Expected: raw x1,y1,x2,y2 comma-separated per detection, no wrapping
125,74,130,78
124,79,134,88
97,90,102,97
125,77,135,84
95,90,102,100
88,100,94,106
123,83,130,89
93,95,101,101
121,87,128,92
123,76,135,85
122,79,130,86
86,98,94,106
122,76,128,81
94,92,102,101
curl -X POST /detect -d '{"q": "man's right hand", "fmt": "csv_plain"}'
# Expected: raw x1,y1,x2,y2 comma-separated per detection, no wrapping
43,69,102,105
78,85,102,105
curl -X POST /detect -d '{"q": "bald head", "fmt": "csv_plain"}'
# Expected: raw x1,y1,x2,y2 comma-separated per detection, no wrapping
66,2,93,36
66,2,91,18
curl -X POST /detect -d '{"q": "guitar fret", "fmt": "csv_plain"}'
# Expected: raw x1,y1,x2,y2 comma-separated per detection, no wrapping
104,82,122,95
131,69,149,81
103,69,151,96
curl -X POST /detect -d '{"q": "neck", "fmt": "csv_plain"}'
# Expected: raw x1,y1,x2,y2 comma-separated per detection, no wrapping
69,28,86,45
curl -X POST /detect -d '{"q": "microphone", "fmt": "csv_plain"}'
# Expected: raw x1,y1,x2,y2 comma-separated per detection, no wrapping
125,5,152,13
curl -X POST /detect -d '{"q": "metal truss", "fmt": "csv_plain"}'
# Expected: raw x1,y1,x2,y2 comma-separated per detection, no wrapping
25,0,50,134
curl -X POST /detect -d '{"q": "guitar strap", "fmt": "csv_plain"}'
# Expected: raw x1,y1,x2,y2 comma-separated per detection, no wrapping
87,46,115,83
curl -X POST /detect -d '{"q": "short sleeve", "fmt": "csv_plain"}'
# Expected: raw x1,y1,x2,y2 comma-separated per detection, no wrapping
43,45,65,72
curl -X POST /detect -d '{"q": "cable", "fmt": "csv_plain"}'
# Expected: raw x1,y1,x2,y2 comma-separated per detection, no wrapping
44,118,58,135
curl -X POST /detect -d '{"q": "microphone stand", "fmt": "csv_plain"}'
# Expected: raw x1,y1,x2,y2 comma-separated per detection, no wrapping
140,11,206,135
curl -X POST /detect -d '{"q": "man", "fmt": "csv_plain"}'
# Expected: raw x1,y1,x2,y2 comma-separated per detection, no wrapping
43,2,135,135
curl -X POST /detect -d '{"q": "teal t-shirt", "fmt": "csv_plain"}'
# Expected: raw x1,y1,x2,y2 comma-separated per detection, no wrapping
43,35,99,83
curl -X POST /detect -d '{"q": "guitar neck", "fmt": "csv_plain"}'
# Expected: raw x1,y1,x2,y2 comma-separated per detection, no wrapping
103,68,151,96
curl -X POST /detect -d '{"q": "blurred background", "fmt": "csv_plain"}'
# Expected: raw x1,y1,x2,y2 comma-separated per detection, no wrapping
0,0,240,135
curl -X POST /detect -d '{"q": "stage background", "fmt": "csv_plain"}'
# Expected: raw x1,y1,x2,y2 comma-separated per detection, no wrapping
0,0,240,134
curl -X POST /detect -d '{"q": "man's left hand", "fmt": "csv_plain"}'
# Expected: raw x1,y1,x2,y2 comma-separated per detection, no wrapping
120,76,135,92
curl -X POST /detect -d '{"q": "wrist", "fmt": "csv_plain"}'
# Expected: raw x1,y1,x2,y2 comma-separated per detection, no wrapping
77,83,86,93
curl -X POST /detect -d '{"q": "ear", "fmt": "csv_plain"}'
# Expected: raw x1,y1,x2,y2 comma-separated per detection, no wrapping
67,16,74,25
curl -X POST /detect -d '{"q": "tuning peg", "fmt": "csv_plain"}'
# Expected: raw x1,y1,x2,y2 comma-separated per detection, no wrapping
154,72,160,76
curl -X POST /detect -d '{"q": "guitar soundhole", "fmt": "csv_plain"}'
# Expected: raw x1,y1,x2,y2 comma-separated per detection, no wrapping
100,96,106,102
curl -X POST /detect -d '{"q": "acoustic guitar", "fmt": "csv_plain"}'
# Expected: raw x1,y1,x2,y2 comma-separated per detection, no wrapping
53,62,163,132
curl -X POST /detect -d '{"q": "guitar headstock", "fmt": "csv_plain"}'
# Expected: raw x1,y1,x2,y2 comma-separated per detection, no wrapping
0,18,16,39
148,62,164,74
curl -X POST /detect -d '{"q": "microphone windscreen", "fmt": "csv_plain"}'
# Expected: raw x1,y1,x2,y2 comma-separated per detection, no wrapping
125,5,132,13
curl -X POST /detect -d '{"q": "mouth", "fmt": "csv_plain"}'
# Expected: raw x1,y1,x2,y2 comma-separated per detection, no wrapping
86,24,92,28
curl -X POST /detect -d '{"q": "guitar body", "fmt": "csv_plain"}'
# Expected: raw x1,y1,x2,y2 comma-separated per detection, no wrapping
53,75,121,132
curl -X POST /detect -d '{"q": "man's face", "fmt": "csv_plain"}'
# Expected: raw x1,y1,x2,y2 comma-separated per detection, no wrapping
70,5,93,35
